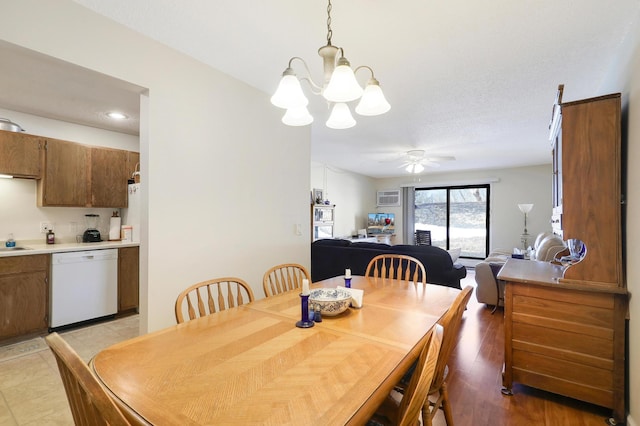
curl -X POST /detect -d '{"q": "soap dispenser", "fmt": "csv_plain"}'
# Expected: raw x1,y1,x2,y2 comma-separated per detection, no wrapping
5,233,15,248
46,229,55,244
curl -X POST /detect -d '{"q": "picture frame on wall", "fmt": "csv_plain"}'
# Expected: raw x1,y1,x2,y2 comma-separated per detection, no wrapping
313,188,324,204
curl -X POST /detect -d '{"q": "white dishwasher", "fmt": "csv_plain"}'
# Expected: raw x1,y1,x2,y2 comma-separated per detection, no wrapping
50,249,118,329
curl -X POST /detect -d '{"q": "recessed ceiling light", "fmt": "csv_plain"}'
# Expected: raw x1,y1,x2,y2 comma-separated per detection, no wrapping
106,111,128,120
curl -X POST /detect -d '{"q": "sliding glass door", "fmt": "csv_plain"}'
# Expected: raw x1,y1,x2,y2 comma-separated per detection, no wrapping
415,185,489,259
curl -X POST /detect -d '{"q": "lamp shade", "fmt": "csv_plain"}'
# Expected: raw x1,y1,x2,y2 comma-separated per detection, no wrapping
326,103,356,129
355,79,391,116
271,71,309,109
282,106,313,126
323,58,364,103
518,203,534,214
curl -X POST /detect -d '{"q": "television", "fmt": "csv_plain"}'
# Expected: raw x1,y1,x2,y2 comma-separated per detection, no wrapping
367,213,395,234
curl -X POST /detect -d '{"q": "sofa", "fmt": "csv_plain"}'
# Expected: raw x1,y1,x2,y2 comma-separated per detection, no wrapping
475,232,566,307
311,239,467,289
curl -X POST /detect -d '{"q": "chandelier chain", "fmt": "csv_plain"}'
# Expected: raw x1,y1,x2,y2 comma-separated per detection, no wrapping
326,0,333,45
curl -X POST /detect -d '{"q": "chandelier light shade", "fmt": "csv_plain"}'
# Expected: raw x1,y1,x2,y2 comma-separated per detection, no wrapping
355,77,391,116
270,70,309,109
271,0,389,129
282,106,314,126
326,102,356,129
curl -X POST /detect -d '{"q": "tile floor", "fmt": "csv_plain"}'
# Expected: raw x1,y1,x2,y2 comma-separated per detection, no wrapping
0,315,140,425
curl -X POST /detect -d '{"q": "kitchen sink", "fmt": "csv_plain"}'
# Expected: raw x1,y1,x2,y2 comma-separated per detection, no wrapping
0,246,32,252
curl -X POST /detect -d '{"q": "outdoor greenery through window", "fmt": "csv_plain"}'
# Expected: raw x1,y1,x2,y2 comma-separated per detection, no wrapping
415,185,489,259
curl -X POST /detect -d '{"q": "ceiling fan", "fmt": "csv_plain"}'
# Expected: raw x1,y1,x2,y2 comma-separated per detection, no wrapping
399,150,455,173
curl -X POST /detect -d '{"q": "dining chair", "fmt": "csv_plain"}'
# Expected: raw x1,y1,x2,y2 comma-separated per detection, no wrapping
175,277,255,324
367,324,444,426
365,254,427,284
262,263,311,297
414,229,432,246
45,332,131,426
395,285,474,426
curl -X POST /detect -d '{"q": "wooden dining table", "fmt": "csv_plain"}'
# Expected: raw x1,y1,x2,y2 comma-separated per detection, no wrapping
92,276,461,425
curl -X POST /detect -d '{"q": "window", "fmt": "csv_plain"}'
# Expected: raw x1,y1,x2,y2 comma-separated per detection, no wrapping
415,185,489,259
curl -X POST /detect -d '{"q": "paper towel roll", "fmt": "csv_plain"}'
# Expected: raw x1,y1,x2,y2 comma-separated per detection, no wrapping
109,216,121,240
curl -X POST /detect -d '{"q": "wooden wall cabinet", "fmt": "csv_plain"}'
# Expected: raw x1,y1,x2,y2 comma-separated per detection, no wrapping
0,130,43,178
0,255,50,342
118,246,139,314
37,138,137,208
91,147,129,207
38,138,90,206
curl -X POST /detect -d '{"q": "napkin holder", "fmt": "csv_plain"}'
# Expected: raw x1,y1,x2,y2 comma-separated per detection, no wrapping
337,286,364,309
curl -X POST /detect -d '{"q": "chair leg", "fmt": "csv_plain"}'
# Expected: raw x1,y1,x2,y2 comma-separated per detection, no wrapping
440,383,454,426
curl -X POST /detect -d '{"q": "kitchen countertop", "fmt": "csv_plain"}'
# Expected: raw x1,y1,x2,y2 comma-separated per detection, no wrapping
0,240,140,258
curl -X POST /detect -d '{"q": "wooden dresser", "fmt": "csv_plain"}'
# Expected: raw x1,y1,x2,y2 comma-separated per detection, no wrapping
500,91,627,424
499,259,627,423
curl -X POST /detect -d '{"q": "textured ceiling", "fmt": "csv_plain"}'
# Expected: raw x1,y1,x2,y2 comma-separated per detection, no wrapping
3,1,640,178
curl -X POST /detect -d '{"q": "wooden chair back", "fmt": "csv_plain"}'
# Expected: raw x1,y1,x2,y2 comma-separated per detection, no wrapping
45,332,130,426
262,263,310,297
424,285,473,426
175,277,255,324
415,229,432,246
397,324,444,426
365,254,427,284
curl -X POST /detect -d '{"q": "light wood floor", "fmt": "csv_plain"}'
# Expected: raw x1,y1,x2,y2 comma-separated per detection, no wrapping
438,271,613,426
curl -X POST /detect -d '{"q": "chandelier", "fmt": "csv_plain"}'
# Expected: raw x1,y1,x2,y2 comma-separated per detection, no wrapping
270,0,390,129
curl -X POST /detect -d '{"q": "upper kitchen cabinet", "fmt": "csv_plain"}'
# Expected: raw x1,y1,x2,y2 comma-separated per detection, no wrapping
37,137,135,208
0,130,42,178
91,147,129,207
127,151,140,182
38,138,89,206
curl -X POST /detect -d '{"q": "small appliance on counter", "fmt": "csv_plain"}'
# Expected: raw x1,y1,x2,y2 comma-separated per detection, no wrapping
83,214,101,242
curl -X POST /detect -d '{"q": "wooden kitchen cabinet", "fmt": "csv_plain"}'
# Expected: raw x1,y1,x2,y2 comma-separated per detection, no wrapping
118,246,139,314
38,138,90,206
0,254,50,342
0,130,43,178
127,151,140,181
37,137,136,208
91,147,129,207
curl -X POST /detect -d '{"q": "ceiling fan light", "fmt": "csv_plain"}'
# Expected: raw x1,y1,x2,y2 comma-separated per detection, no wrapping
323,58,363,103
406,163,424,174
355,79,390,116
282,106,314,126
271,70,309,109
326,102,356,129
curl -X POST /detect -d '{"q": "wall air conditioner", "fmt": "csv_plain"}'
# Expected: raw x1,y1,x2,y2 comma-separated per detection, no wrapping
377,190,401,207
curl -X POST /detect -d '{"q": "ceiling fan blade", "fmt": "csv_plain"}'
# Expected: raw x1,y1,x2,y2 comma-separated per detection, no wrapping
423,161,441,168
425,156,455,162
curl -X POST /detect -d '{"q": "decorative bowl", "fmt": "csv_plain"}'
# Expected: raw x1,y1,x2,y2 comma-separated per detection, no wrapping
309,288,352,316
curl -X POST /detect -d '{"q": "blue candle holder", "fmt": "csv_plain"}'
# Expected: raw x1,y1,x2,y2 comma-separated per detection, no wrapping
344,277,351,288
296,294,315,328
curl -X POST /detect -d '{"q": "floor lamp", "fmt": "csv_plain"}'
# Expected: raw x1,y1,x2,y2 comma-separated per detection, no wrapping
518,203,534,249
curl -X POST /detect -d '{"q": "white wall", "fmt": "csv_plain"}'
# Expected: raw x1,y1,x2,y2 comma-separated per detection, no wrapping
310,162,376,238
0,1,311,332
0,108,139,243
374,164,552,249
600,8,640,425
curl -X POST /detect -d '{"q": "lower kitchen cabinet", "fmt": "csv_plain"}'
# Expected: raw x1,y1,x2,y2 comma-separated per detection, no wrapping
118,247,139,314
0,255,50,342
